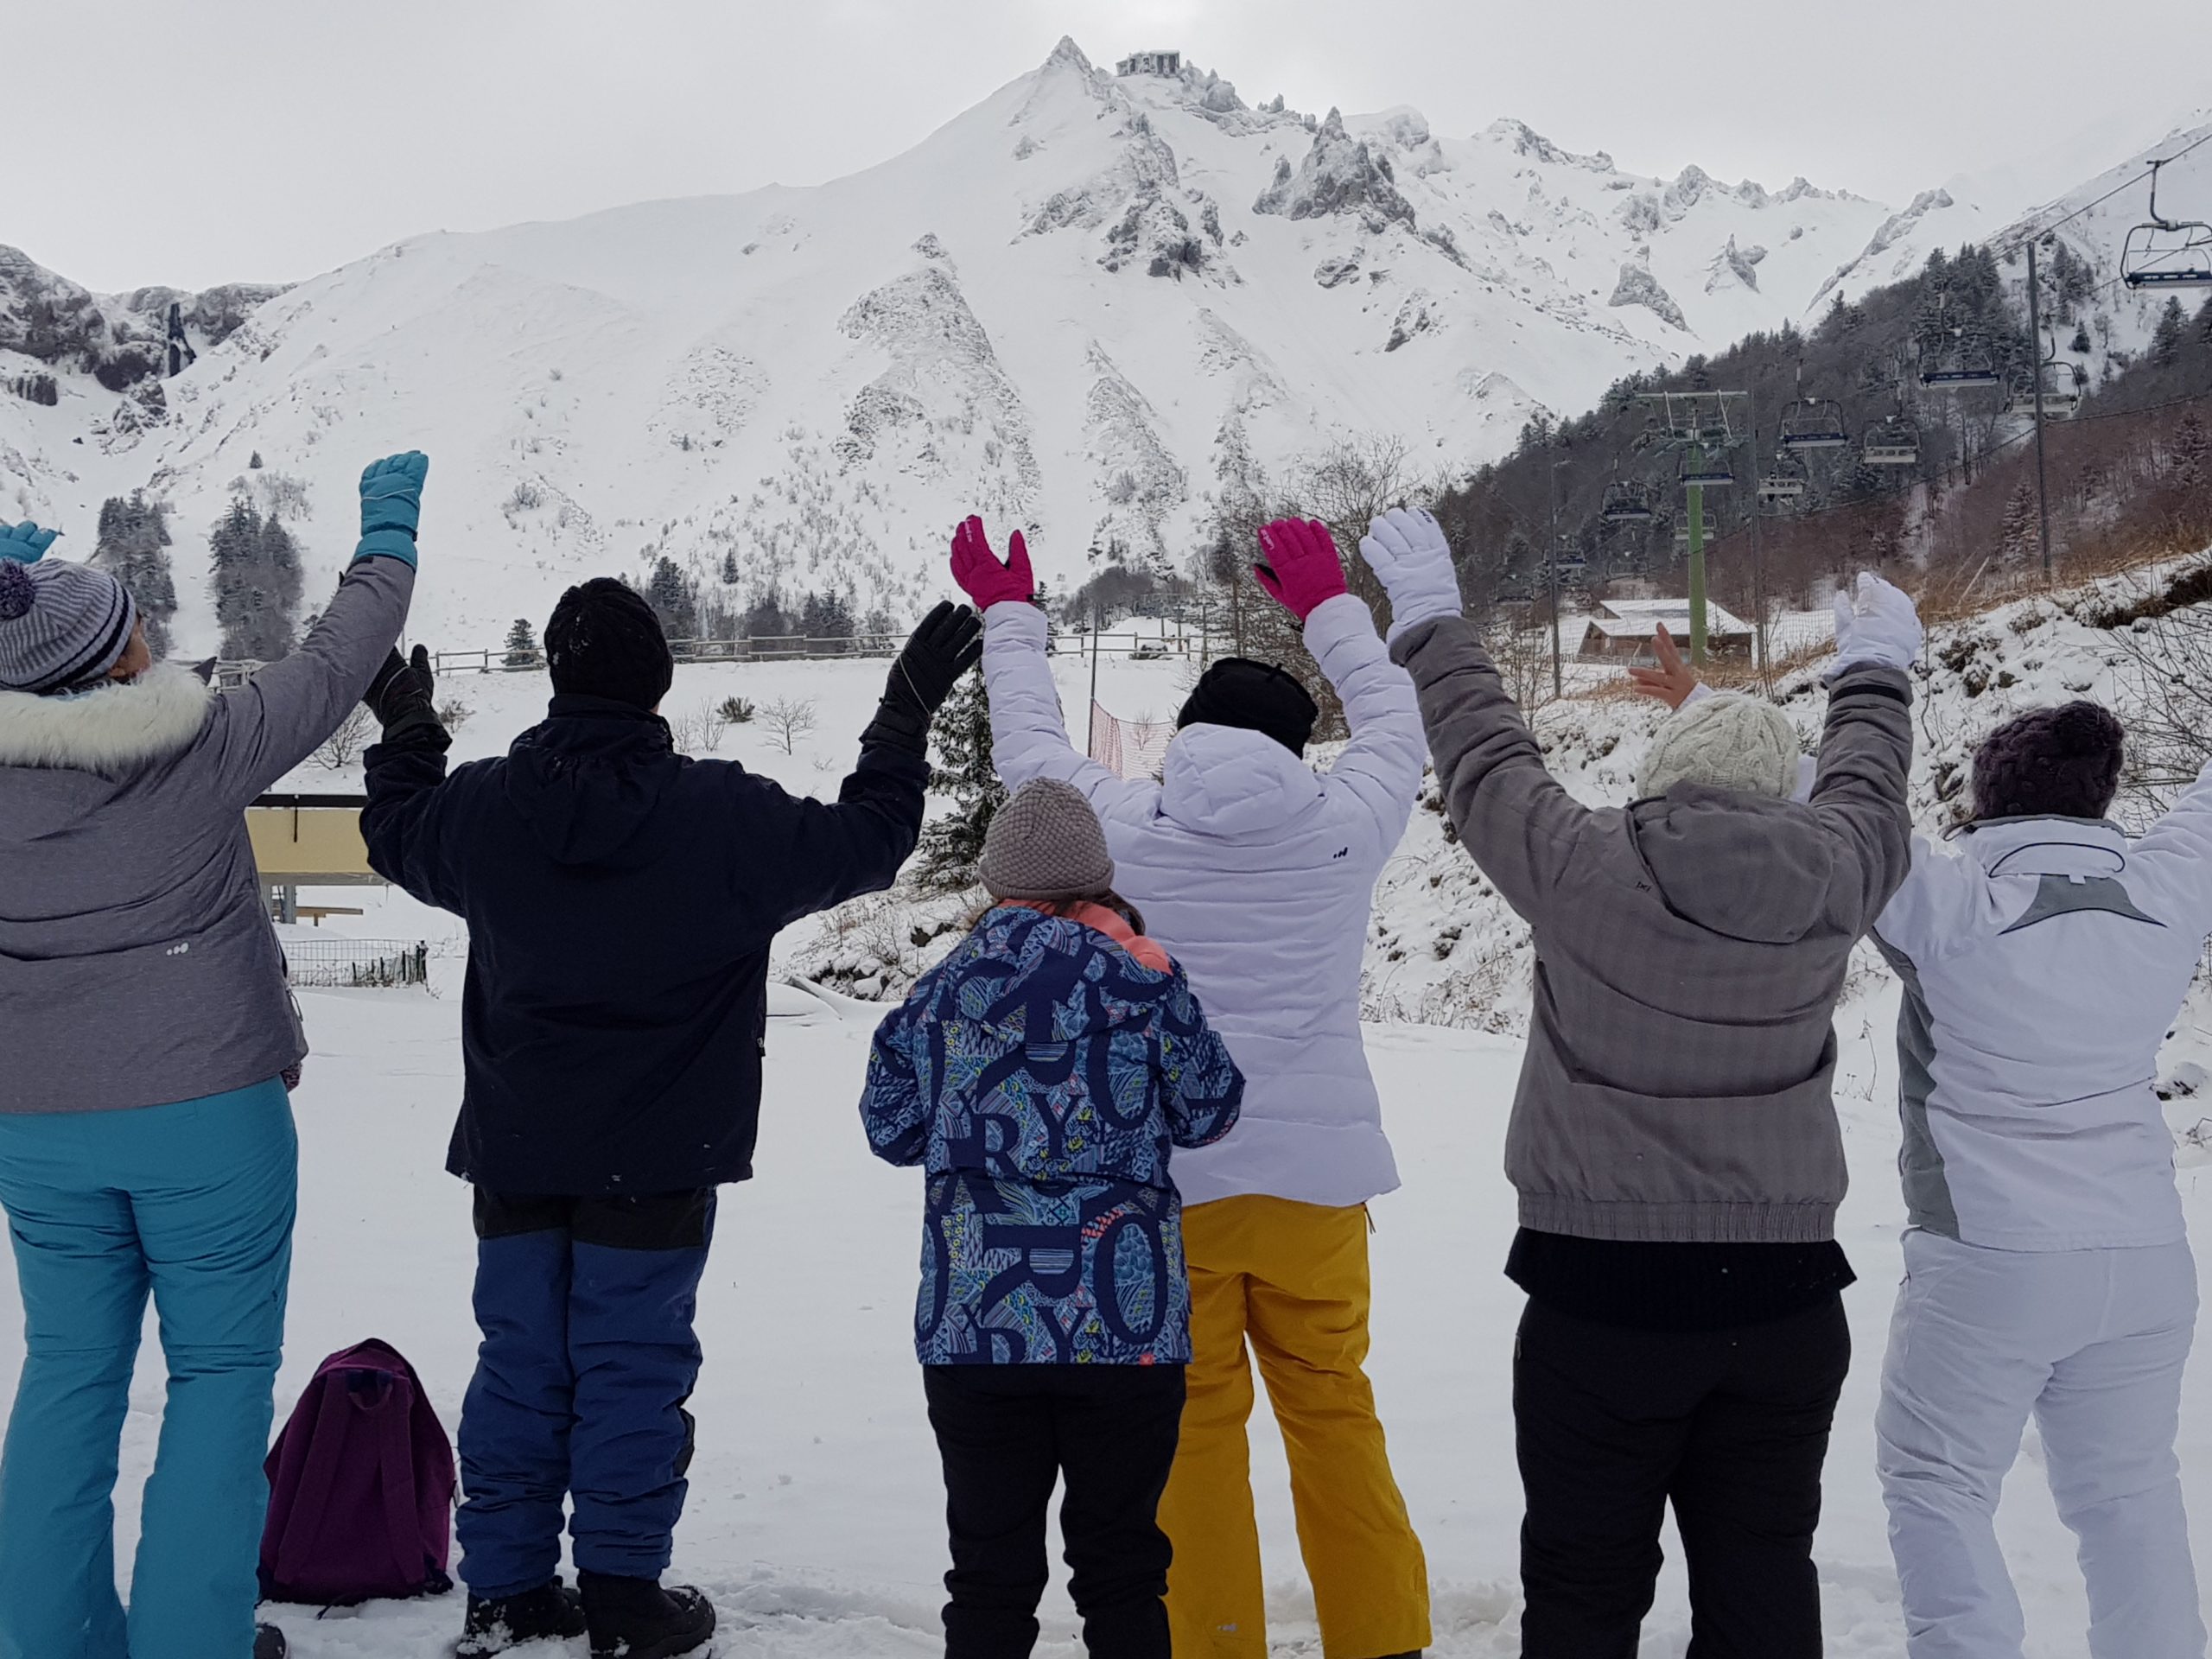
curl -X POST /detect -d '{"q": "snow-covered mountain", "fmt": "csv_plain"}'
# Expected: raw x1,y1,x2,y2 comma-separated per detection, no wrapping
1,39,2201,651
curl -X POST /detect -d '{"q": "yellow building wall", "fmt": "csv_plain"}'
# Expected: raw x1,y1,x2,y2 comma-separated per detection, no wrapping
246,805,380,885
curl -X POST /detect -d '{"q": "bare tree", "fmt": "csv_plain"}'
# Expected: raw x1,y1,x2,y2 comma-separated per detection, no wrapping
1484,613,1558,715
764,696,817,756
315,704,377,769
666,702,733,756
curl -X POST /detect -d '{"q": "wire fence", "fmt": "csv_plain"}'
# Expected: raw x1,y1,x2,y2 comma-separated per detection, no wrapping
283,938,430,989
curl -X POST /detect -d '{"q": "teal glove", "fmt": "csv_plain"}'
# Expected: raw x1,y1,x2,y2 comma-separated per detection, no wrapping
0,522,60,564
355,451,429,566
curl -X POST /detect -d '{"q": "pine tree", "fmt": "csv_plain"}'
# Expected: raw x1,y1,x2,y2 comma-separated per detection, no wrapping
208,499,302,660
504,617,539,668
2152,297,2187,368
93,492,177,659
2174,411,2209,491
2197,293,2212,347
647,556,696,639
912,668,1005,893
1998,480,2039,567
719,550,741,586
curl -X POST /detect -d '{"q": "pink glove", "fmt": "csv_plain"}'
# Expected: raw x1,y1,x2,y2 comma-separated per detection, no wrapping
950,516,1036,610
1254,518,1350,621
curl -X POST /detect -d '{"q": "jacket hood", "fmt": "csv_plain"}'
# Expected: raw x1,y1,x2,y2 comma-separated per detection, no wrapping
1626,786,1838,945
502,696,682,868
963,906,1174,1044
1158,722,1324,839
0,664,215,841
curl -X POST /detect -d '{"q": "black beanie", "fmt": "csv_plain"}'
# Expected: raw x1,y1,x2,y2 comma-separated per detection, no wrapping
545,578,675,712
1971,701,2126,823
1177,658,1319,755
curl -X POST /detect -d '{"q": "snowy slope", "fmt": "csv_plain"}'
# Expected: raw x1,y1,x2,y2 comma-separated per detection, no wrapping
1813,103,2212,359
0,40,1996,655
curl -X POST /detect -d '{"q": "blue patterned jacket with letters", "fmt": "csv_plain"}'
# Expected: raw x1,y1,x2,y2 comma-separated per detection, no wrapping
861,903,1243,1364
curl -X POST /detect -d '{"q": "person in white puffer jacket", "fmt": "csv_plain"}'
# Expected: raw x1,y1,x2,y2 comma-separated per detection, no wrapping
950,510,1453,1659
1869,702,2212,1659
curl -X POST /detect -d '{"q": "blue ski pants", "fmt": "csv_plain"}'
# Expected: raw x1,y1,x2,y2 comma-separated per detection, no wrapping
457,1189,715,1599
0,1081,296,1659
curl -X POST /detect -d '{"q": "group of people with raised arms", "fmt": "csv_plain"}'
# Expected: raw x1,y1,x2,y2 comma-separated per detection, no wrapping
0,450,2206,1659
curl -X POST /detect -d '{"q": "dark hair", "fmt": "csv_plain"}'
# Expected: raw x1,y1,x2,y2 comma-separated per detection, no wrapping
1970,701,2126,823
973,887,1147,936
1035,887,1147,937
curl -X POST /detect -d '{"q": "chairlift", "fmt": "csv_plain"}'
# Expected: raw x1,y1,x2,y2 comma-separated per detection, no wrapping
1678,450,1737,488
2122,157,2212,291
1863,416,1920,468
1672,512,1719,545
1600,476,1656,525
1779,397,1850,451
1758,454,1808,505
2006,360,2083,421
1918,329,2004,391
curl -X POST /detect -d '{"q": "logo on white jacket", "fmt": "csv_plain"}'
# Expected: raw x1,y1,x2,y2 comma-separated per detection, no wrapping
1998,874,2164,936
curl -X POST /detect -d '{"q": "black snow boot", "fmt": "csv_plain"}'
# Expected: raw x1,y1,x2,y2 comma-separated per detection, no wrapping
578,1571,715,1659
457,1576,588,1656
254,1626,288,1659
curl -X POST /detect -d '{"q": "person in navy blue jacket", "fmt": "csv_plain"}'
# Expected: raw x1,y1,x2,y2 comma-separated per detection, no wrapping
862,777,1243,1659
361,580,980,1659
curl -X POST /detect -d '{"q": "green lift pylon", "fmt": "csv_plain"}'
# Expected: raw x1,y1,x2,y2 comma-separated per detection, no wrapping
1637,391,1747,666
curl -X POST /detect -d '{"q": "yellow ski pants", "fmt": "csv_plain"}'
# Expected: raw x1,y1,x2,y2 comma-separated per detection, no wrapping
1161,1195,1431,1659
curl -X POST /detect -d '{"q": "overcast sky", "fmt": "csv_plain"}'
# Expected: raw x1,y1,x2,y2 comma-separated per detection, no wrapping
11,0,2209,292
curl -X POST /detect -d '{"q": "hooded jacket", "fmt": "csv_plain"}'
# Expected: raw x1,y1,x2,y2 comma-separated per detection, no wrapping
1872,766,2212,1252
1393,613,1915,1243
0,557,413,1115
361,696,926,1194
861,904,1243,1363
979,594,1426,1209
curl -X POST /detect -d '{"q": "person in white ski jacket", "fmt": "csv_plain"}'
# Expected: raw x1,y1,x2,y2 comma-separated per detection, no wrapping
1865,701,2212,1659
949,510,1448,1659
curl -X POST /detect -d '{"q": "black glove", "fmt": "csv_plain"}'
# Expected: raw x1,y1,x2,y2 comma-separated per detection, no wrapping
364,644,447,746
887,601,984,719
868,601,983,754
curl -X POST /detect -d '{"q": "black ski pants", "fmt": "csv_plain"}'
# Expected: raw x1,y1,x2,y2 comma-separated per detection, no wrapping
1515,1294,1852,1659
923,1363,1186,1659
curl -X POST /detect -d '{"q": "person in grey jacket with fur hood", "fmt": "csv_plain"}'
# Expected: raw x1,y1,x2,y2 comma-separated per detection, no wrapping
1362,519,1922,1659
0,454,425,1659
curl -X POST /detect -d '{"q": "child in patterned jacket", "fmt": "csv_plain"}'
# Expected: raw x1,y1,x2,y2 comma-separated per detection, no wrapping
861,776,1243,1657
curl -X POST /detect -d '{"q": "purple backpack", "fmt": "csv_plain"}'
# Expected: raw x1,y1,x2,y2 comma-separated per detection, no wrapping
258,1339,456,1605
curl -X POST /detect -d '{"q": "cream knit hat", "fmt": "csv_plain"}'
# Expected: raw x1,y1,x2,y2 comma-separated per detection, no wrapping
1638,692,1801,802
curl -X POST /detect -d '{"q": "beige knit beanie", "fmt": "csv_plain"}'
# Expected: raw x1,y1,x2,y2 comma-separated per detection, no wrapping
980,778,1116,901
1638,692,1801,802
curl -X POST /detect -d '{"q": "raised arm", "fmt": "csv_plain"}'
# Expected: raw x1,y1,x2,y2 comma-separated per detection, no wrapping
360,645,464,912
752,601,980,925
200,453,427,807
1255,513,1434,859
1808,575,1922,930
2130,758,2212,941
1389,614,1592,920
950,517,1156,818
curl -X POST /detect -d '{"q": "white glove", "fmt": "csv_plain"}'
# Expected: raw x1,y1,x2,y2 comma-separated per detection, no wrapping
1828,571,1923,679
1357,506,1463,643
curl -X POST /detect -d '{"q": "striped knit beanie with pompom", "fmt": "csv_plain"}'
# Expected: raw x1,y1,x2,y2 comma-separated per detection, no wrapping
0,556,138,696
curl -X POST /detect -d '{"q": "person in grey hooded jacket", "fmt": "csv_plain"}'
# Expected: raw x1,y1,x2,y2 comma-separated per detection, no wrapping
1363,517,1922,1659
0,454,426,1659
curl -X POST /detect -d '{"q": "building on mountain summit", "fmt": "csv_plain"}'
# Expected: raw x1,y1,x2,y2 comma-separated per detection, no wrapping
1116,49,1181,77
1578,597,1755,664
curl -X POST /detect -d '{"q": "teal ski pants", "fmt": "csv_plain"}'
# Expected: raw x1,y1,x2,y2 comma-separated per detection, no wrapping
0,1081,296,1659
